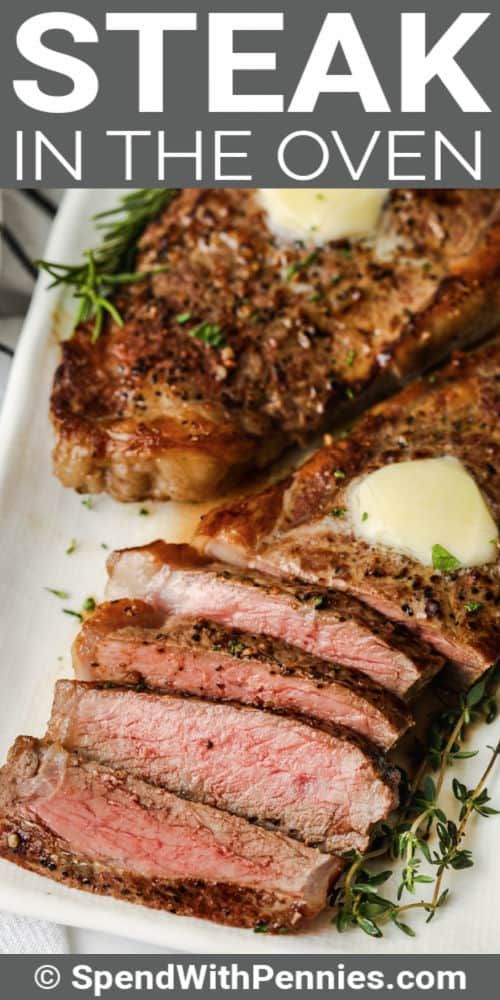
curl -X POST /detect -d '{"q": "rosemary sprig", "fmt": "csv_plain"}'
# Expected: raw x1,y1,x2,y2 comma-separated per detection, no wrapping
36,189,178,341
333,669,499,938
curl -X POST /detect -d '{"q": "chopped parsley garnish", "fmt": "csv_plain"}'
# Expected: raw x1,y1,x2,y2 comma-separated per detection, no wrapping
227,640,246,657
285,251,318,282
362,511,369,522
190,322,225,348
331,273,343,286
63,608,83,621
339,247,353,258
345,387,355,400
139,507,149,516
313,595,325,609
45,587,69,600
82,596,96,613
101,542,109,549
66,539,77,555
254,922,270,934
345,349,356,367
334,469,346,479
331,507,346,517
81,497,93,510
307,292,322,302
176,311,192,324
431,544,461,573
422,262,432,273
464,601,483,614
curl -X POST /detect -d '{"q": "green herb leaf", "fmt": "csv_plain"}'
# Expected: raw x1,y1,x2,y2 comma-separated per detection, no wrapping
345,349,356,367
362,511,369,522
66,539,78,555
139,507,150,516
37,189,178,341
331,507,346,518
82,597,96,613
431,544,461,573
464,601,483,614
356,916,383,938
176,311,192,324
286,252,318,281
334,469,346,479
81,497,94,510
190,322,225,348
62,608,83,622
45,587,69,600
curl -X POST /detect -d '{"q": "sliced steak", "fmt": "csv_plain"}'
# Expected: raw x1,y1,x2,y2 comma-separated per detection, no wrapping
106,543,444,700
74,600,412,750
51,189,500,502
0,737,341,931
47,681,399,853
198,345,500,684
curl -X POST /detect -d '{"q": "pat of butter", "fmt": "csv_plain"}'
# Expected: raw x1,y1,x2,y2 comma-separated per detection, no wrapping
348,456,498,569
258,189,388,246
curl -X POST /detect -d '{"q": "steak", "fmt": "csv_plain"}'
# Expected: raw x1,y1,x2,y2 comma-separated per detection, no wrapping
50,188,500,502
105,543,444,699
73,599,412,750
197,345,500,683
47,680,400,853
0,738,341,931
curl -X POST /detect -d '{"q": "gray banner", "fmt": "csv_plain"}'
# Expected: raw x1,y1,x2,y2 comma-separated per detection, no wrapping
0,1,497,186
1,955,499,999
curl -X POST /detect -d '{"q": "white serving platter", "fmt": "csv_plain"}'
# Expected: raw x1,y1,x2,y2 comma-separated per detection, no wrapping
0,189,498,954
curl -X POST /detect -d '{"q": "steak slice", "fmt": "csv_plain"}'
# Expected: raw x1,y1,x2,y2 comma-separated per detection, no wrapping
106,543,444,700
74,600,412,750
47,681,399,854
50,188,500,502
197,345,500,684
0,737,341,931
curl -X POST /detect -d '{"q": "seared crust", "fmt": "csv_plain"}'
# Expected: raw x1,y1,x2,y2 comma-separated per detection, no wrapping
51,189,500,502
0,815,317,931
198,345,500,680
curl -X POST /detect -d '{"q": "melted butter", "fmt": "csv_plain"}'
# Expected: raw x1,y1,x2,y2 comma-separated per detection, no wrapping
258,189,388,246
348,456,498,569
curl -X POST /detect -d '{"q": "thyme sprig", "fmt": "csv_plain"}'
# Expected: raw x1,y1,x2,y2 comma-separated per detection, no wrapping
334,670,499,938
37,189,178,341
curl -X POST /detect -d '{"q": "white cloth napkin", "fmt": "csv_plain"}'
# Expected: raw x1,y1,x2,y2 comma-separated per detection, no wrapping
0,188,69,955
0,912,68,954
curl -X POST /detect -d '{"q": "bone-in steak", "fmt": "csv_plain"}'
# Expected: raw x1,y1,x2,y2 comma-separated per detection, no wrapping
73,599,412,750
47,681,399,854
0,738,341,931
105,543,444,699
50,189,500,501
197,345,500,683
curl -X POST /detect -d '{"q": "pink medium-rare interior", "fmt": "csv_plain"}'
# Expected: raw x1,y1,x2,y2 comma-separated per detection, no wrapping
106,555,420,696
82,631,403,750
15,744,337,900
48,683,398,852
